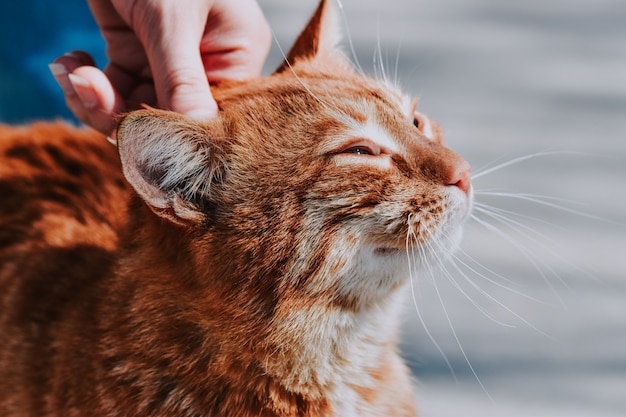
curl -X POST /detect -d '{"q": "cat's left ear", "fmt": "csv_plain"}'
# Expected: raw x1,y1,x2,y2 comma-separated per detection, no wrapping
116,109,225,226
275,0,349,72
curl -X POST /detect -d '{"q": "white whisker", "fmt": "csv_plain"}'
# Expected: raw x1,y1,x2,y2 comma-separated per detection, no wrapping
393,37,403,87
474,204,561,242
452,245,546,304
421,234,516,327
438,256,517,328
454,244,518,287
374,19,388,83
476,191,624,227
269,29,333,109
471,150,591,180
333,0,366,76
418,232,494,402
474,204,599,285
470,213,568,307
442,243,554,338
473,201,564,231
405,214,457,380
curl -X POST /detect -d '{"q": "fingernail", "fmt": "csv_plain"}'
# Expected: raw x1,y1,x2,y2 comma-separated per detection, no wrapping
63,51,83,59
48,63,75,95
63,51,96,66
68,73,99,109
106,136,117,146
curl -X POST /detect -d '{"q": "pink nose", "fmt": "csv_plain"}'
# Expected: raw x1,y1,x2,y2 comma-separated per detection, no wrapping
447,158,471,195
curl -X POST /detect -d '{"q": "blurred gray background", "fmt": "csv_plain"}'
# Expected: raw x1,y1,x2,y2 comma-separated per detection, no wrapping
260,1,626,416
1,0,624,415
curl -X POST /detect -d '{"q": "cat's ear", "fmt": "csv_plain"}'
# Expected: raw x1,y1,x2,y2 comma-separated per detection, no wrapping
116,109,225,226
275,0,347,72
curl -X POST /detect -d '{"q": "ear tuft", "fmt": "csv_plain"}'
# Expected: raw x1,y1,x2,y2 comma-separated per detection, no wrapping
116,109,225,225
276,0,345,72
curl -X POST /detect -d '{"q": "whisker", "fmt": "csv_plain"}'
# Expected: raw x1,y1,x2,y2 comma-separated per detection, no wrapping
418,233,494,402
476,191,625,227
474,203,563,239
474,204,599,284
452,245,546,304
473,201,566,231
393,37,404,88
471,150,592,180
374,19,388,83
333,0,366,76
440,241,553,338
437,254,517,328
269,29,333,109
422,234,516,327
405,214,457,380
470,213,568,307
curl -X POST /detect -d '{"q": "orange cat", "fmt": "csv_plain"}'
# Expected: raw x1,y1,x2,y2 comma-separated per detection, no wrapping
0,1,471,416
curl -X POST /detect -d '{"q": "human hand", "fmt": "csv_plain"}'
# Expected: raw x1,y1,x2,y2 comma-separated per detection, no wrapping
49,0,271,135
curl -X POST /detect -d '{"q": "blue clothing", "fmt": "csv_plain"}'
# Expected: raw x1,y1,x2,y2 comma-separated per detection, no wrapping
0,0,106,123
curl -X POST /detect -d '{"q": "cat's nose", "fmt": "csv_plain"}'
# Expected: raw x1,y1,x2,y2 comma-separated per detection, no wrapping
447,157,471,195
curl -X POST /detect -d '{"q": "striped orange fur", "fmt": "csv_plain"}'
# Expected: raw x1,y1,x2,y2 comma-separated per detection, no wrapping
0,1,471,416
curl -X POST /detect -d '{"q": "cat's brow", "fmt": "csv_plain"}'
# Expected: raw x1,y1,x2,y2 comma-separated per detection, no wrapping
320,117,401,156
351,120,401,153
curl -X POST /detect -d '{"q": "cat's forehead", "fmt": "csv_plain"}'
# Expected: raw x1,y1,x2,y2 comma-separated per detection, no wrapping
318,78,416,145
320,74,412,116
216,70,421,152
287,72,414,124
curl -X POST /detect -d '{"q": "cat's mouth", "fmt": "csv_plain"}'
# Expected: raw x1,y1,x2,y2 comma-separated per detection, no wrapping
374,247,403,256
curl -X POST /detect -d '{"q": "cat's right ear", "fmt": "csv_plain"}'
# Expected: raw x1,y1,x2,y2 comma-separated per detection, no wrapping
116,109,225,226
275,0,347,72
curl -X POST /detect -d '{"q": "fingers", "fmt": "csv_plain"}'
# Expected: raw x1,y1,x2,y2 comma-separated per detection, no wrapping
200,0,271,82
130,0,270,120
151,52,219,120
49,52,126,135
135,1,219,120
51,0,272,130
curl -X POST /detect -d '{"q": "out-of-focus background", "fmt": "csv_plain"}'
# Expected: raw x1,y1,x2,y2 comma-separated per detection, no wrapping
0,1,104,123
1,0,625,415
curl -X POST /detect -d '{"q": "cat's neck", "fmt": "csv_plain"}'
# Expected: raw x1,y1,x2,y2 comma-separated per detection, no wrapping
113,201,410,413
262,288,408,401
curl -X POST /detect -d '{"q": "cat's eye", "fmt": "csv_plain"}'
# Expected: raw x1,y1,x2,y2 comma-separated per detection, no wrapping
345,146,373,155
339,140,381,156
412,113,425,131
412,111,434,141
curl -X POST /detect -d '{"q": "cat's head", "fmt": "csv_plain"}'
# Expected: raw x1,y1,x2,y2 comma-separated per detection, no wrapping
116,0,472,309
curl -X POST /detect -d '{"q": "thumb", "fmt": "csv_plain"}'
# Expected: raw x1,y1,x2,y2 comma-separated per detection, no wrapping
140,4,218,120
154,53,219,120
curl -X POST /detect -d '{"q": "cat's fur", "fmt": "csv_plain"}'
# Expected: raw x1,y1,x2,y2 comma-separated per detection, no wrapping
0,1,471,416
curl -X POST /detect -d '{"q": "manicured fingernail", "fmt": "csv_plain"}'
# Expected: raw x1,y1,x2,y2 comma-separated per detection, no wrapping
63,51,83,59
63,51,96,66
48,63,75,95
106,136,117,146
68,73,99,109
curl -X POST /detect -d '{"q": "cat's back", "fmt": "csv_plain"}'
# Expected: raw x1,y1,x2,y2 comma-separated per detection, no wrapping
0,122,128,412
0,121,127,255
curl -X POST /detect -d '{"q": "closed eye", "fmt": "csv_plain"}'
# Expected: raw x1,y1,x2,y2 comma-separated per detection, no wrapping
339,140,381,156
344,146,374,155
